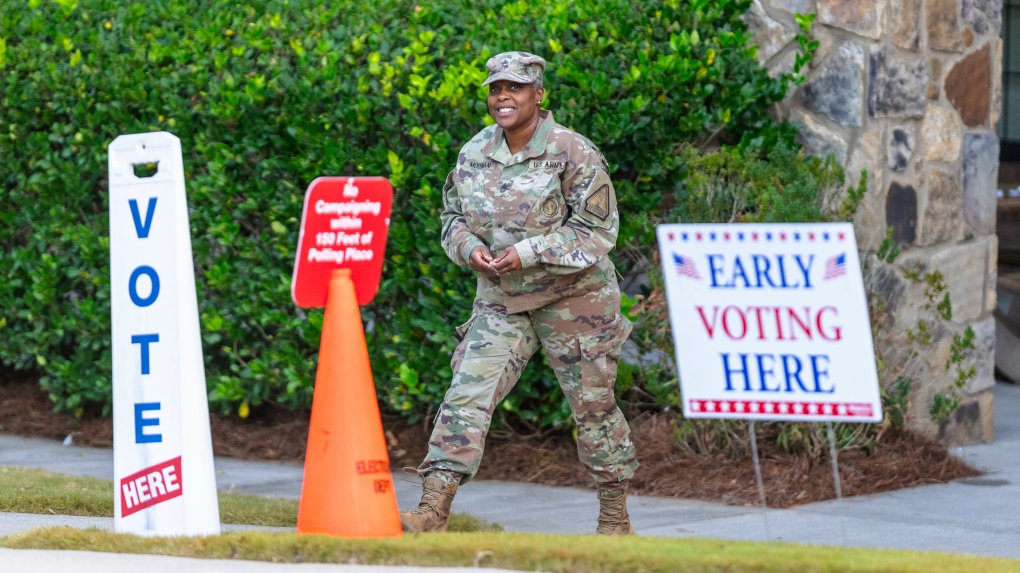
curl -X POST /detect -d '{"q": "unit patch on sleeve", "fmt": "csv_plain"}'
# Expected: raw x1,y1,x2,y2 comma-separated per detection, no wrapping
584,184,610,221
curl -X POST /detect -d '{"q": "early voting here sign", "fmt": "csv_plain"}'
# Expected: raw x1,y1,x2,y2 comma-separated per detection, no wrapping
108,132,220,536
656,223,882,423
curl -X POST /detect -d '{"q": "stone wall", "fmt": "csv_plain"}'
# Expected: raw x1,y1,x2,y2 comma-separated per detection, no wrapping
746,0,1001,443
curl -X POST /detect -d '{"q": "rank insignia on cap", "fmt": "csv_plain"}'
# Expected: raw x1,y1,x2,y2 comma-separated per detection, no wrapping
501,59,509,69
584,184,610,221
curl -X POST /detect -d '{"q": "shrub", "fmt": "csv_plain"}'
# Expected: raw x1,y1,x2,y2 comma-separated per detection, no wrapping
0,0,803,425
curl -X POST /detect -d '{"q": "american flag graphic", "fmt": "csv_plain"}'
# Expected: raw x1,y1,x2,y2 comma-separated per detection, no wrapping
824,253,847,280
673,253,701,279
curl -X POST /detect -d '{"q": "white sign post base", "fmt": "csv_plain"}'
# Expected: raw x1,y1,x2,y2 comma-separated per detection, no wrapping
109,132,220,536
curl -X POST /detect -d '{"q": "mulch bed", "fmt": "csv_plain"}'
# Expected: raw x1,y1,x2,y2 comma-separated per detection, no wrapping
0,370,978,508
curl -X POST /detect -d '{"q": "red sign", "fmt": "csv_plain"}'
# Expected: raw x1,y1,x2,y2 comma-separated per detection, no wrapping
291,177,393,307
119,456,183,517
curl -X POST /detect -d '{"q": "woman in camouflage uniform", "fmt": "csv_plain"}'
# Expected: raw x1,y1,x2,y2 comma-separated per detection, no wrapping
399,51,639,535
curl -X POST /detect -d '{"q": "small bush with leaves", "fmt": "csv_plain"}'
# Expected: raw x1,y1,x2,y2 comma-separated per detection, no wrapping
865,241,977,434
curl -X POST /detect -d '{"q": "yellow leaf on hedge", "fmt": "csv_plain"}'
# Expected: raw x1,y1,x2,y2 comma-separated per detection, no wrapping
387,150,405,185
239,401,250,419
69,50,82,67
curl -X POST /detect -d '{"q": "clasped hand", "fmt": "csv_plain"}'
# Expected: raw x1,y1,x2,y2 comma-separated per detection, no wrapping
469,245,522,278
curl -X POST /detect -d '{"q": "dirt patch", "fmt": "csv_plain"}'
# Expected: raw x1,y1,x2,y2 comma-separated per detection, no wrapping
0,371,308,461
0,371,977,508
470,415,979,507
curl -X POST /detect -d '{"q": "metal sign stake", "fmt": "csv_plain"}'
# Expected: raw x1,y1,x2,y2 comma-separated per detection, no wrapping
826,421,849,549
748,421,772,544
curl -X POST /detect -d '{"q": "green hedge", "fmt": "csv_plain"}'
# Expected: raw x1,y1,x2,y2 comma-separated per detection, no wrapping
0,0,801,426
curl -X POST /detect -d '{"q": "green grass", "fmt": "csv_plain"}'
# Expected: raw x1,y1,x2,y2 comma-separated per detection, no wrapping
3,466,1018,572
0,466,498,532
3,527,1019,573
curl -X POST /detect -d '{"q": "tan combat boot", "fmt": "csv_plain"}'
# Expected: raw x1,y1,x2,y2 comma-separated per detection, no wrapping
399,476,458,533
596,482,635,535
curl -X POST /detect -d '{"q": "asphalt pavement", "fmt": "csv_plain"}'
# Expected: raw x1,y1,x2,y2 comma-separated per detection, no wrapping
2,383,1020,568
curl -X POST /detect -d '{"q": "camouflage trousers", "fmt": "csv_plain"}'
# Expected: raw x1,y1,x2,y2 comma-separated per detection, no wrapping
418,284,639,485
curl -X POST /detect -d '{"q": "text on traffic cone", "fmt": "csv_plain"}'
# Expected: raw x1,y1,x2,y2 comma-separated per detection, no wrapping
297,268,401,537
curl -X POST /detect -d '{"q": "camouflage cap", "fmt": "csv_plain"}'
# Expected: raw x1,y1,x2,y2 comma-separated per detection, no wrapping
481,52,546,86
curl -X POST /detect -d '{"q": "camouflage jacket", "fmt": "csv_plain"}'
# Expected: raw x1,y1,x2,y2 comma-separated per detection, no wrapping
441,110,620,314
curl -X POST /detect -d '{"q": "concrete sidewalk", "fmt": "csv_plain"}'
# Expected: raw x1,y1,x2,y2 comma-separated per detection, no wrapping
2,383,1020,559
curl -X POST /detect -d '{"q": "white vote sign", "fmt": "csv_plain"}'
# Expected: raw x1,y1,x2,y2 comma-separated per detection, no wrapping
109,132,220,535
656,223,882,423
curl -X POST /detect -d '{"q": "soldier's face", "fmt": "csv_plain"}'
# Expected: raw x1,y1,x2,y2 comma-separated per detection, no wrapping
487,80,543,131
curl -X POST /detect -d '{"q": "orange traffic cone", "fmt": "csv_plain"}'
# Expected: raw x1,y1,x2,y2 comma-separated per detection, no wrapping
296,268,401,538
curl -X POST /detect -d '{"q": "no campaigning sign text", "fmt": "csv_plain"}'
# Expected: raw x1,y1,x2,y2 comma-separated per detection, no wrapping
656,223,882,423
292,177,393,307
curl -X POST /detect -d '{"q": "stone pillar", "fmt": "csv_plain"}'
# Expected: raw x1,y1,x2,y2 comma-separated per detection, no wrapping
746,0,1001,443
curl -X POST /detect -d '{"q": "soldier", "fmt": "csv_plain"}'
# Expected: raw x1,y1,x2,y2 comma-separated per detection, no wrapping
399,51,638,535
